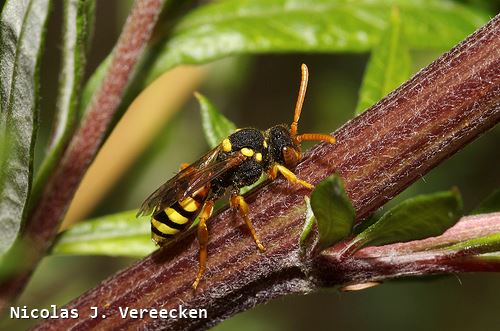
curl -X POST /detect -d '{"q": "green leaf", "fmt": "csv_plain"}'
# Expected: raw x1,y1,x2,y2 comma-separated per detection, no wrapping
195,92,236,148
146,0,487,79
84,0,95,52
346,190,463,255
0,0,51,256
310,175,355,251
355,5,411,115
300,196,316,246
52,210,156,257
444,233,500,255
471,188,500,215
31,0,94,210
79,0,487,131
0,240,26,281
0,133,13,191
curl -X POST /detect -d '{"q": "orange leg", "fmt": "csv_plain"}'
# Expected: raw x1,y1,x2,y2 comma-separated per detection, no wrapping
230,194,265,252
267,164,313,190
192,200,215,290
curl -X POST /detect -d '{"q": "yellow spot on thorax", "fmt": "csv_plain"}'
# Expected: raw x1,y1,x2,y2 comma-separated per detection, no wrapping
222,138,232,152
241,148,254,157
263,140,268,148
255,153,262,162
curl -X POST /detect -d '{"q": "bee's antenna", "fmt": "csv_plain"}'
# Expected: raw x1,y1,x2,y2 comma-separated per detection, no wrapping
290,63,308,140
290,64,336,145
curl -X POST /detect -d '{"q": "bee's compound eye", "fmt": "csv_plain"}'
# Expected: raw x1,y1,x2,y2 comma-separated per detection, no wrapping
282,146,301,169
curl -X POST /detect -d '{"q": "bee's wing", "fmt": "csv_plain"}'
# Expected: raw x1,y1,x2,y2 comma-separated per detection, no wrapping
137,146,245,217
137,146,221,217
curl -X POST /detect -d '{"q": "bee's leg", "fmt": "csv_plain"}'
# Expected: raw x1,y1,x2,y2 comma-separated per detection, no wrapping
192,199,215,290
267,164,313,190
230,193,265,252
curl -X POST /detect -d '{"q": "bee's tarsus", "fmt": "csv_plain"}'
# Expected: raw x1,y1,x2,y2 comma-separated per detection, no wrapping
230,194,266,252
192,200,214,291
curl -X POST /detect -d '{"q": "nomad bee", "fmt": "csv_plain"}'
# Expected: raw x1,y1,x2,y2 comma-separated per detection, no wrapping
138,64,336,289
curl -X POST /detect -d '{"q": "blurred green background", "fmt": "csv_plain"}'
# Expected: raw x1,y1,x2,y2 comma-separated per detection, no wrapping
2,0,499,330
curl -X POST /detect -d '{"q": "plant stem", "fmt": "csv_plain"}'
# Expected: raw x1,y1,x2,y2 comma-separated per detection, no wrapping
33,14,500,331
0,0,165,312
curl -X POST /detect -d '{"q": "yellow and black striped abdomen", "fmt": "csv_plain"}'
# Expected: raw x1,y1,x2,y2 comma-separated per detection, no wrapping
151,187,209,245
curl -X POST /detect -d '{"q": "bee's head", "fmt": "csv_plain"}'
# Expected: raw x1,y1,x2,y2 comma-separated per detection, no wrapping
266,125,302,169
266,64,336,170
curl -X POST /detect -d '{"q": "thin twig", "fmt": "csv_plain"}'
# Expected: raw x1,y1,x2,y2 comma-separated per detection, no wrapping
33,14,500,331
0,0,165,312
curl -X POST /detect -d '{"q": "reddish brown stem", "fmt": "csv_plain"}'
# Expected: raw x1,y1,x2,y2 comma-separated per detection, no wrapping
314,212,500,286
0,0,165,311
32,14,500,331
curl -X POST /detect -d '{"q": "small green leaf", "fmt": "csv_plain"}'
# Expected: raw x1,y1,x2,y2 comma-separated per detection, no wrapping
31,0,94,210
300,196,316,246
471,188,500,215
355,5,411,115
0,0,51,256
310,175,355,251
348,190,463,254
444,233,500,255
52,210,156,257
195,92,236,148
